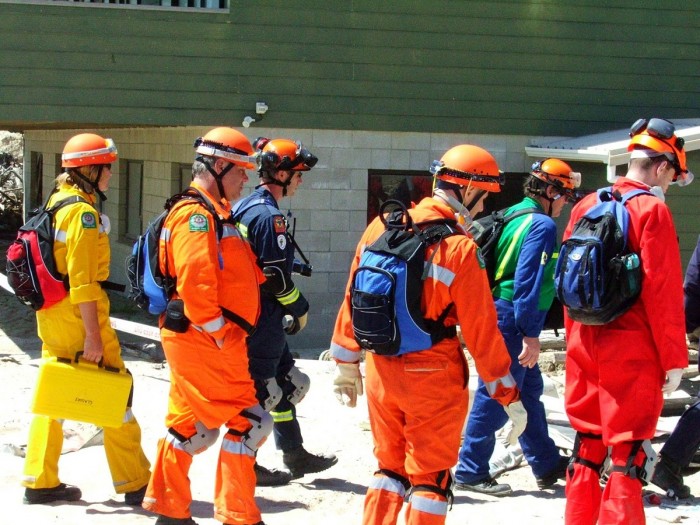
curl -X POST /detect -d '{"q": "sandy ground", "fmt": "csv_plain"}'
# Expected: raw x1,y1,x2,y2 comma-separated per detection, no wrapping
1,279,700,524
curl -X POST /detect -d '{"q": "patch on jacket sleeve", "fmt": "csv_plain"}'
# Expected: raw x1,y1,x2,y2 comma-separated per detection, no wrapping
189,213,209,232
274,216,286,234
81,211,97,229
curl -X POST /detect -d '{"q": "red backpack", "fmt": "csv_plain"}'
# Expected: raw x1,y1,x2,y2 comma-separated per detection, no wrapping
6,196,87,310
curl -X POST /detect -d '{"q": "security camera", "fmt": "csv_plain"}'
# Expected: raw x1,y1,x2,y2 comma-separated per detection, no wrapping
242,116,256,128
256,102,269,115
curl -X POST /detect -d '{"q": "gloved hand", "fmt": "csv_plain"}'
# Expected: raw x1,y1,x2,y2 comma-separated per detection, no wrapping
503,400,527,446
283,313,308,335
662,368,683,395
261,378,283,411
333,363,364,408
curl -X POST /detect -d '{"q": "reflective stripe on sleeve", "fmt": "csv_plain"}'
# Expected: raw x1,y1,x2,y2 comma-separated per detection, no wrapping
160,227,171,242
55,229,67,243
329,342,360,363
484,372,517,396
425,262,455,287
197,315,225,334
277,287,300,306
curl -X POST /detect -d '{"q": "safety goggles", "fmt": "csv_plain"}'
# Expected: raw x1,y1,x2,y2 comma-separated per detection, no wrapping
276,142,318,171
629,118,685,151
429,160,505,186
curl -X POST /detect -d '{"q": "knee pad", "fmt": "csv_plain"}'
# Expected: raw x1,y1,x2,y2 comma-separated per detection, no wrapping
261,377,283,412
168,421,220,456
285,366,310,405
611,440,657,485
240,404,273,453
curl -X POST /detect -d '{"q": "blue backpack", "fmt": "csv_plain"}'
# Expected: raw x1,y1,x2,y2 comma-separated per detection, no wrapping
350,200,460,356
126,188,216,315
555,187,650,325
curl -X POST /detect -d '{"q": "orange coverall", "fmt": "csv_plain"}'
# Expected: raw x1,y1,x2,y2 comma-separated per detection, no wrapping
564,179,688,525
24,183,151,495
143,183,265,524
331,197,520,525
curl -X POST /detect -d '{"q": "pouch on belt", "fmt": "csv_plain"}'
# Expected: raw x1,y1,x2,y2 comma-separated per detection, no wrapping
31,352,132,428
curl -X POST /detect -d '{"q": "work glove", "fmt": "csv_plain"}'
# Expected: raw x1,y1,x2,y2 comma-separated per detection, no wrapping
283,312,308,335
333,363,364,408
662,368,683,395
261,378,283,411
503,400,527,446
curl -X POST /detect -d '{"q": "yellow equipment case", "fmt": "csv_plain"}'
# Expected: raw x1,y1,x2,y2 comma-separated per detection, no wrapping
31,352,132,428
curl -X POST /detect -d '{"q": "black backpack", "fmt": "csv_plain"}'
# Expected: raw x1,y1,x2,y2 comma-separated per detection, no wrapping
350,200,460,356
555,187,650,325
6,196,88,310
468,207,544,288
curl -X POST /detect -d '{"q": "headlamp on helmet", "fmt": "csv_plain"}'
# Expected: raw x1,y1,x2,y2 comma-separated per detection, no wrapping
256,138,318,173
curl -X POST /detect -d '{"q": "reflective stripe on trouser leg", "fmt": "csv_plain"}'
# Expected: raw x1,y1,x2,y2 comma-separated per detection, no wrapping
362,471,409,525
405,491,449,525
598,443,646,525
142,436,194,519
565,433,607,525
214,431,260,525
22,415,63,489
103,409,152,494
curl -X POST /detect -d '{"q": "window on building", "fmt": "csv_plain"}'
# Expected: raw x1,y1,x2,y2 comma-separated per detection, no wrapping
171,162,192,195
29,152,44,210
47,0,228,9
367,169,531,225
124,161,143,241
367,170,433,224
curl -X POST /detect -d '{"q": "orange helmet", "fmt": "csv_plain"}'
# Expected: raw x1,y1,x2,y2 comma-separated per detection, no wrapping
194,127,256,169
61,133,118,168
530,158,582,192
429,144,503,192
254,137,318,173
628,118,693,186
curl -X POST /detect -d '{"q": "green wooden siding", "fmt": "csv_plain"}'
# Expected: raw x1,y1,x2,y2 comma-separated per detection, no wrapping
1,0,698,135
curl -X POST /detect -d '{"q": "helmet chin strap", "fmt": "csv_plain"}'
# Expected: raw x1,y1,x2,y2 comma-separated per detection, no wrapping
434,188,474,227
257,171,292,197
72,167,107,202
199,157,232,202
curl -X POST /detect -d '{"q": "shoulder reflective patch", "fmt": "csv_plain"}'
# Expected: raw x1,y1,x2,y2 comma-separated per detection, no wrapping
274,216,286,234
277,234,287,250
189,213,209,232
475,247,486,269
81,211,97,229
541,251,548,265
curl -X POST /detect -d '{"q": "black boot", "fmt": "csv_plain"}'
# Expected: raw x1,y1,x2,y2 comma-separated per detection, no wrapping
23,483,82,505
651,454,692,499
155,516,199,525
254,462,292,486
535,455,570,489
124,484,148,505
282,446,338,478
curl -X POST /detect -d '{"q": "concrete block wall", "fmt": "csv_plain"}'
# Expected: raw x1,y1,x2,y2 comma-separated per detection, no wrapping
23,127,534,351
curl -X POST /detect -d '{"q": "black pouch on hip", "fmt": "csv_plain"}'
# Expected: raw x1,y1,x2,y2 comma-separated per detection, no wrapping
163,299,190,333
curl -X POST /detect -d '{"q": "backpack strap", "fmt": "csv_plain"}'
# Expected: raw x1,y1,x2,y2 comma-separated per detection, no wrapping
163,188,255,336
502,206,545,224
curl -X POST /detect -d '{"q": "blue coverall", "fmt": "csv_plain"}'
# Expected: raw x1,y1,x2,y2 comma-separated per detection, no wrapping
232,187,309,451
455,197,562,483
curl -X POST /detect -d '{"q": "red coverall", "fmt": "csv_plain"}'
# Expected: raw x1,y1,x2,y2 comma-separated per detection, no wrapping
143,183,265,524
563,178,688,525
331,197,520,525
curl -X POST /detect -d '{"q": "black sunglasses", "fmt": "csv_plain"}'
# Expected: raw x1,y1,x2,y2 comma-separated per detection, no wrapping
629,118,685,150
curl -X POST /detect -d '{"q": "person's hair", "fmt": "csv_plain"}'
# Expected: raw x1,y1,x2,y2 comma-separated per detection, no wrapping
55,165,97,194
629,155,668,172
192,156,217,180
523,174,549,199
